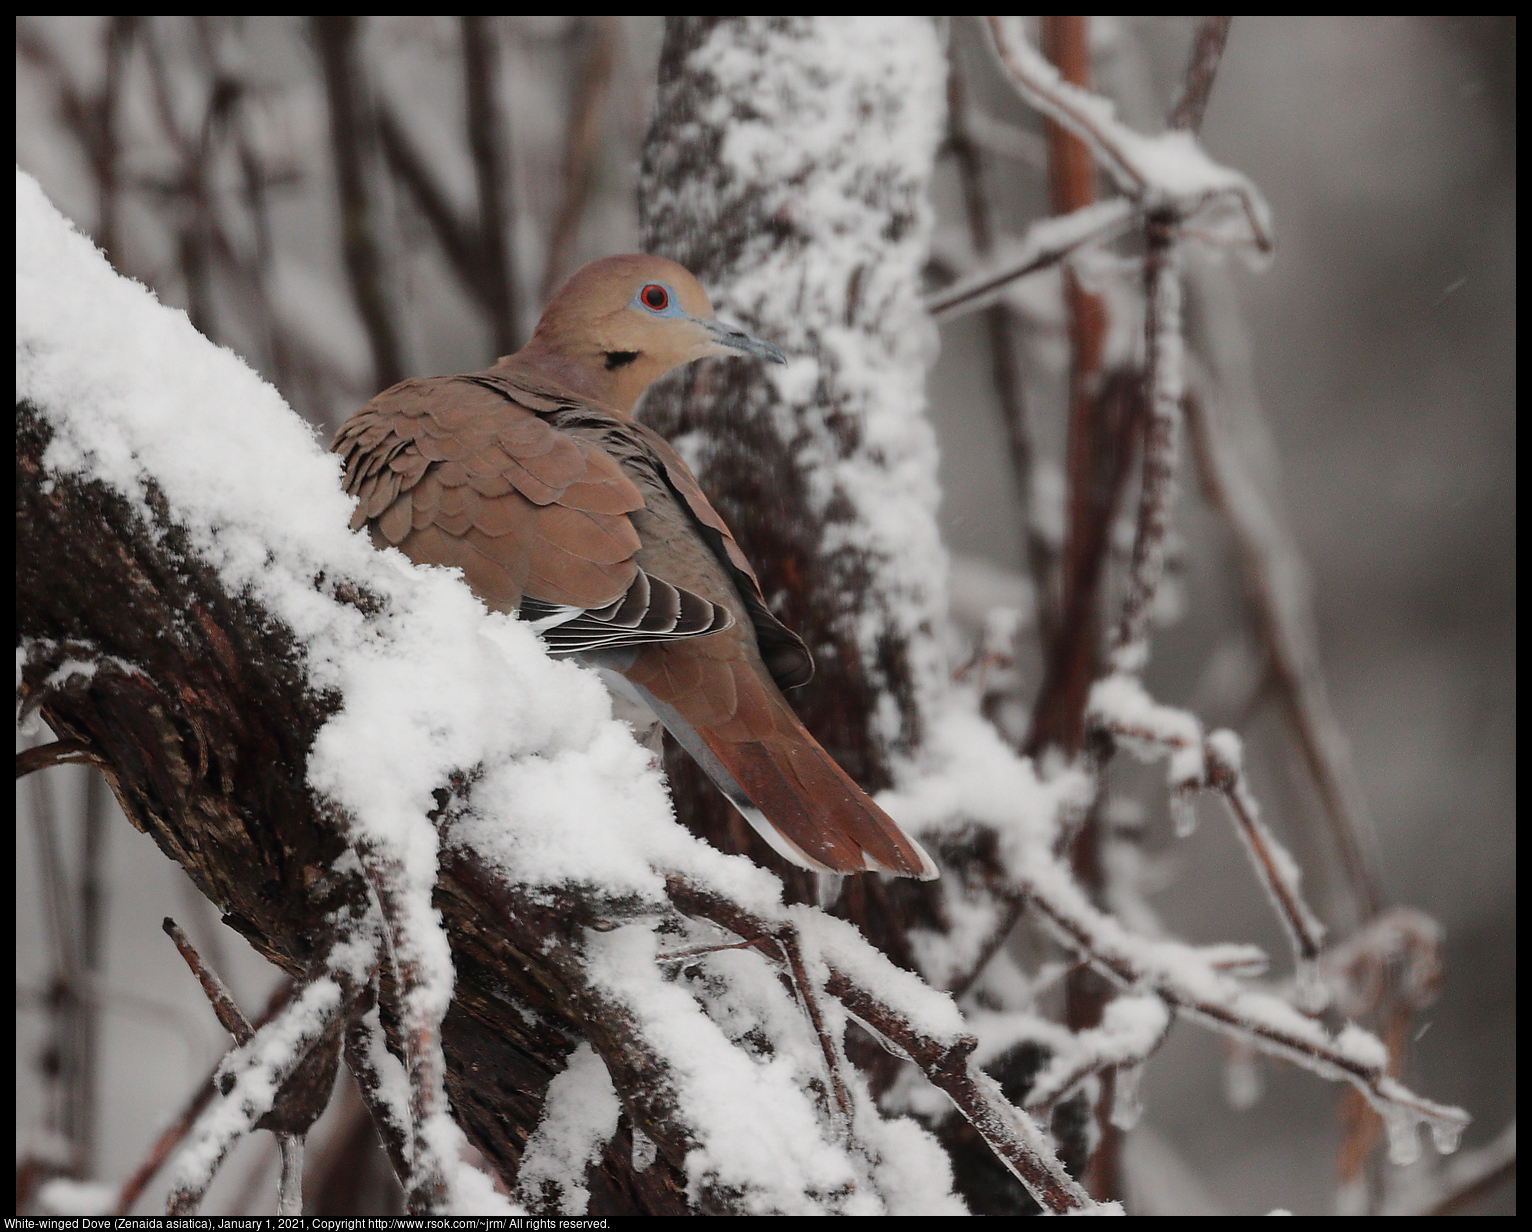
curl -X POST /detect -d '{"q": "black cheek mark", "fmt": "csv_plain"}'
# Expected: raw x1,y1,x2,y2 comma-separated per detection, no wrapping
604,351,639,370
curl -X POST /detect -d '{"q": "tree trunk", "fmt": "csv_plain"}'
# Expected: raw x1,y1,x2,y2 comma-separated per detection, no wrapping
638,16,950,941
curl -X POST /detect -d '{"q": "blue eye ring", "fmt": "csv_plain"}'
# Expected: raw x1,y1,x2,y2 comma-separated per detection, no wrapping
639,283,671,312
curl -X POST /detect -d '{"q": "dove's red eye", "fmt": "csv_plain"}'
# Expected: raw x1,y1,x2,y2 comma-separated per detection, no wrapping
641,284,669,311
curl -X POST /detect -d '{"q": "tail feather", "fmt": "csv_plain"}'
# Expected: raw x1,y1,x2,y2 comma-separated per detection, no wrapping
603,660,937,879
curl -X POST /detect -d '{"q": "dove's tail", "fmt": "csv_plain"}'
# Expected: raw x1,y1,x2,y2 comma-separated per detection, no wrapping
607,652,938,880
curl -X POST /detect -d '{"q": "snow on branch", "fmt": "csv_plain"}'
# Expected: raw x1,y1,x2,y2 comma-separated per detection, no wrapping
932,16,1271,327
984,15,1273,254
1087,673,1326,968
21,164,1066,1213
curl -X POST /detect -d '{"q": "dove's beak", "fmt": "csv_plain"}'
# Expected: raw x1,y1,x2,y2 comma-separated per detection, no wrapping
704,319,787,365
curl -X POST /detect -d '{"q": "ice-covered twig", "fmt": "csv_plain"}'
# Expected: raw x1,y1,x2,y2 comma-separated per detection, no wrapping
1087,672,1326,966
1182,355,1384,919
665,877,1103,1215
164,976,351,1214
769,926,853,1128
1022,994,1173,1118
925,199,1135,321
342,998,416,1191
983,16,1272,255
1014,859,1468,1156
113,980,293,1215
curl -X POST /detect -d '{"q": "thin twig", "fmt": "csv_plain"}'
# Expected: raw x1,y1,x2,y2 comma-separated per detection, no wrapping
985,16,1145,195
1181,363,1384,920
654,937,773,964
15,17,139,271
165,979,347,1215
139,20,218,337
924,199,1133,321
540,16,617,303
983,14,1271,254
1108,210,1183,675
462,15,518,356
312,15,407,389
1024,996,1174,1117
1017,874,1466,1140
163,917,254,1043
1086,676,1327,967
377,103,487,304
1167,17,1233,134
770,928,852,1127
17,740,103,779
114,979,294,1214
946,55,1057,646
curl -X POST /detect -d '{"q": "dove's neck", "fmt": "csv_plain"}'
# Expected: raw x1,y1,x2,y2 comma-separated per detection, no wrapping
494,326,692,417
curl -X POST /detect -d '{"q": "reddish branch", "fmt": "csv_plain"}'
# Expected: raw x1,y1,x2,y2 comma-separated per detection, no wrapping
1168,17,1233,135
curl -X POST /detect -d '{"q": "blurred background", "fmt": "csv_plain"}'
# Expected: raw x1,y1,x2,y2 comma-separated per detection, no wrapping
16,16,1514,1215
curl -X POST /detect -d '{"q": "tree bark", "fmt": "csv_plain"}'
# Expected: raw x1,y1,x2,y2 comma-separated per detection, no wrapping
638,17,949,943
17,403,692,1213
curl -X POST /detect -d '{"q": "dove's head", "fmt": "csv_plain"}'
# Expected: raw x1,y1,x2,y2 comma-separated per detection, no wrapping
504,254,786,413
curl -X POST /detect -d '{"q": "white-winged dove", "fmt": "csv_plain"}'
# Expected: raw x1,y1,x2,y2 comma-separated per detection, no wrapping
333,254,937,879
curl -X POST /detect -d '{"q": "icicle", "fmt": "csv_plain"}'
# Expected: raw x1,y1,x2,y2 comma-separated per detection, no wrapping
1169,787,1198,838
1293,957,1328,1014
1383,1110,1421,1167
1110,1064,1144,1131
1429,1117,1464,1156
1222,1048,1263,1111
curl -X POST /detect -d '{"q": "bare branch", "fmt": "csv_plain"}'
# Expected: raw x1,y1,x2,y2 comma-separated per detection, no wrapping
944,56,1058,647
165,976,351,1214
1182,356,1385,919
924,199,1133,321
163,917,254,1043
540,16,618,304
1015,866,1467,1147
1168,17,1234,134
113,980,293,1215
16,740,104,779
311,15,407,389
1108,211,1183,676
376,102,487,305
462,15,519,356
